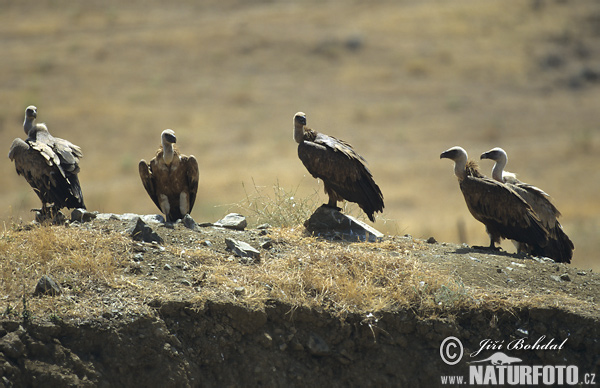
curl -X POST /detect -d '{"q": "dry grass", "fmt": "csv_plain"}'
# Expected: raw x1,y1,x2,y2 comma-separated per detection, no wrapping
0,218,596,324
1,0,599,271
0,222,473,322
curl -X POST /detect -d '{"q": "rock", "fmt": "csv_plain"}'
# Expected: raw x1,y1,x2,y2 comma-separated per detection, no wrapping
96,213,165,224
215,213,247,230
426,237,437,244
225,238,260,261
304,205,383,243
70,208,97,223
234,287,246,296
129,217,164,244
307,332,330,356
34,275,61,296
256,223,271,230
181,214,197,230
164,264,172,271
550,275,562,282
260,239,273,250
560,273,571,282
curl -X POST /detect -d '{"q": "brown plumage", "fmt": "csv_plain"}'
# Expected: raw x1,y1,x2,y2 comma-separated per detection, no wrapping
293,112,384,222
8,106,85,218
481,147,573,263
440,146,548,251
139,129,199,222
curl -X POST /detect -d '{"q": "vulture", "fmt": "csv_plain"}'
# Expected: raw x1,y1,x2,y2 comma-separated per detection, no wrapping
440,146,548,251
480,147,574,263
8,105,85,220
139,129,199,222
293,112,384,222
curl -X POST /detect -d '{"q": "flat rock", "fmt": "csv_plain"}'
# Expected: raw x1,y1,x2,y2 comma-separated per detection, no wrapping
70,208,97,223
304,205,384,243
129,217,164,244
215,213,247,231
34,275,61,296
96,213,165,224
225,238,260,261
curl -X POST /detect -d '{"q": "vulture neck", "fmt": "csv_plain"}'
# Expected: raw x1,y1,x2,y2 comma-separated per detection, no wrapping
453,154,468,181
162,142,175,165
492,155,507,182
293,122,305,144
23,116,35,137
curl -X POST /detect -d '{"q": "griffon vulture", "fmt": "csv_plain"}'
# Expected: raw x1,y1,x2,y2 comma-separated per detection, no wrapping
480,147,574,263
440,146,548,251
8,105,85,219
293,112,384,222
139,129,199,222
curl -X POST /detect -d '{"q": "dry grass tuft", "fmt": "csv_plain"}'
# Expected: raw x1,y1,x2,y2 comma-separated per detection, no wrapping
183,227,474,317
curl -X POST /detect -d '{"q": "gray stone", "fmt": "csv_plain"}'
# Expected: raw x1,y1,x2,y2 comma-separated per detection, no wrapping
260,239,273,250
128,217,164,244
560,273,571,282
96,213,165,224
34,275,61,296
181,214,197,230
304,205,384,243
215,213,247,230
70,208,97,223
225,238,260,261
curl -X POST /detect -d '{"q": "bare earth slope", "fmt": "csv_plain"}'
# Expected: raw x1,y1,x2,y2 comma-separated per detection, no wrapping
0,216,598,387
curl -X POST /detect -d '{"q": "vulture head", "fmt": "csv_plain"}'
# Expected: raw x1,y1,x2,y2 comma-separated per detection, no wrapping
480,147,507,163
161,129,177,145
293,112,307,144
440,146,469,180
25,105,37,119
480,147,511,182
161,129,177,165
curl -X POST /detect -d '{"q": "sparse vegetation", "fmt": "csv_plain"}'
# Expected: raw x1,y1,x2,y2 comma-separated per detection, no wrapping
1,0,598,271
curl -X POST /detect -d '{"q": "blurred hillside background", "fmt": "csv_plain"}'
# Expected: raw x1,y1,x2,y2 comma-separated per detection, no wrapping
1,0,598,270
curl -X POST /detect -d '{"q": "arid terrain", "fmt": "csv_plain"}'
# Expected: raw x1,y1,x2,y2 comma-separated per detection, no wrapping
1,1,599,386
1,0,599,270
0,214,598,386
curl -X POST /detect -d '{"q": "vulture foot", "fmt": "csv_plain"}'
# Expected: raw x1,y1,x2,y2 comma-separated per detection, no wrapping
322,203,342,212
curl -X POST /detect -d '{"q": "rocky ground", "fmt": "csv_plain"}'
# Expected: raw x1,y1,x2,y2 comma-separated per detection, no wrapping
0,212,598,387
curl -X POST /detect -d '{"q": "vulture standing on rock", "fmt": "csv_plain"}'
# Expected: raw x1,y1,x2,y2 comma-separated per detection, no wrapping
480,147,574,263
8,105,86,221
139,129,199,222
293,112,384,222
440,146,548,251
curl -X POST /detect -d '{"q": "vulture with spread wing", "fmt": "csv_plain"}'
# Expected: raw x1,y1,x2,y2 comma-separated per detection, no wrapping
8,106,85,220
440,146,548,251
293,112,384,222
480,147,573,263
139,129,199,222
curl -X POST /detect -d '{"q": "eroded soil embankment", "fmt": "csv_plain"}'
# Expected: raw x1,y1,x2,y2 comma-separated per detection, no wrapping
1,300,598,387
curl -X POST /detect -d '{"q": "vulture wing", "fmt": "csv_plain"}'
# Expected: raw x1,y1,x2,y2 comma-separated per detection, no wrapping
9,138,82,208
182,155,199,214
298,133,384,221
460,175,548,247
139,159,161,211
505,178,573,263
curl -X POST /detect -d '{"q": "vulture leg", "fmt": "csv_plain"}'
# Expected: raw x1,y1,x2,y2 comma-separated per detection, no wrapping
325,196,342,211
